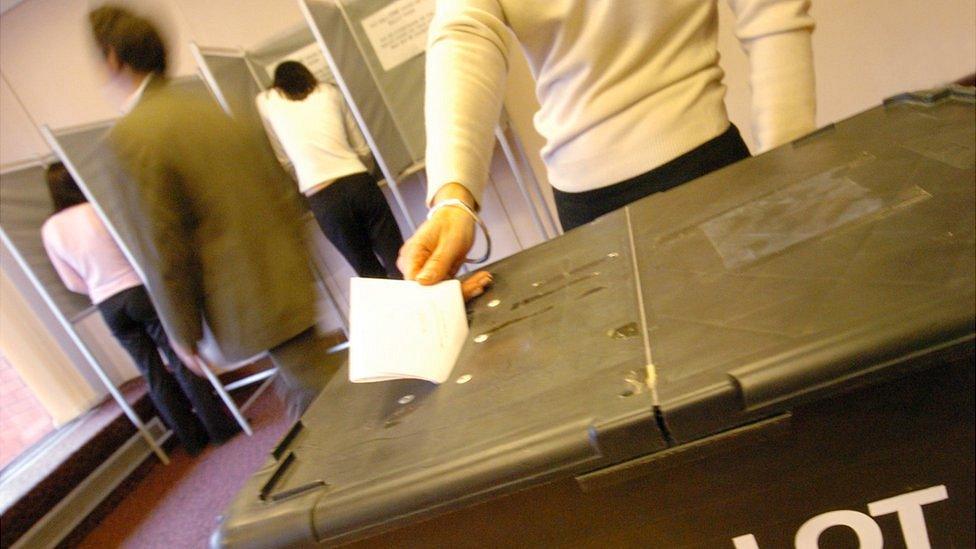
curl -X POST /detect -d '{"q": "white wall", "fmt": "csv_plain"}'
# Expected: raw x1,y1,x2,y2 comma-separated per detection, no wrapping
718,0,976,151
0,264,100,425
0,75,49,166
2,0,973,166
0,0,309,168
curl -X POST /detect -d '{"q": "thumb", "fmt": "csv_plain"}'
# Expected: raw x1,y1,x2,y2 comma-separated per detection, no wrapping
417,240,461,284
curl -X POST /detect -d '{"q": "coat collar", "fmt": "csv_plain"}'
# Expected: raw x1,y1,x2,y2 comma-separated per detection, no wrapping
121,74,167,114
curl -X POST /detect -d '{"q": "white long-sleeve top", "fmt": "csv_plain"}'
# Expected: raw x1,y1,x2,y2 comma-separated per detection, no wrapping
425,0,816,204
256,84,371,195
41,203,143,305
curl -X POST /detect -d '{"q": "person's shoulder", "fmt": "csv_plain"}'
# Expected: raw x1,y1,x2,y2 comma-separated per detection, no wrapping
318,83,340,97
41,213,59,240
152,84,222,118
42,205,84,240
118,84,226,141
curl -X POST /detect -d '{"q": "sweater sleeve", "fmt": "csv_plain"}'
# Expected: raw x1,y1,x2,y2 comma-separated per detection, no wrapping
254,92,293,168
424,0,512,207
727,0,817,151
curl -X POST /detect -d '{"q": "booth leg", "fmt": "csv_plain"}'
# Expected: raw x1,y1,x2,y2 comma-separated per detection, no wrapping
195,358,253,437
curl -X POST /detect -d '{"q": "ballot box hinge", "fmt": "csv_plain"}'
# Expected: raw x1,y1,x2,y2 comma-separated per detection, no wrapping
576,413,791,493
653,405,676,446
623,207,675,449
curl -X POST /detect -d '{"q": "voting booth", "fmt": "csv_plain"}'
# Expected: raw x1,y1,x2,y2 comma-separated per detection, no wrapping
0,160,170,462
191,29,359,328
298,0,557,239
40,75,307,440
212,87,976,547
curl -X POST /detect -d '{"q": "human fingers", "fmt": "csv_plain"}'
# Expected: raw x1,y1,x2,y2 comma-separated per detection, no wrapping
461,270,494,302
416,209,474,284
397,231,433,280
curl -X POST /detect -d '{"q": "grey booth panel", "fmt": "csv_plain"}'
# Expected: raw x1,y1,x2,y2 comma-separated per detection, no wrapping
246,26,328,89
212,89,975,547
49,122,155,278
201,54,267,136
196,54,293,185
0,165,93,319
303,0,422,179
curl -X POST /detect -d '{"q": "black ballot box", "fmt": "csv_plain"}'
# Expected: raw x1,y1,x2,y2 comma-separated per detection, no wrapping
212,87,976,548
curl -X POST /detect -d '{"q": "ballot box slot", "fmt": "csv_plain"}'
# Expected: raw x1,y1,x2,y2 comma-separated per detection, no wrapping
510,271,602,311
272,420,304,461
259,451,329,503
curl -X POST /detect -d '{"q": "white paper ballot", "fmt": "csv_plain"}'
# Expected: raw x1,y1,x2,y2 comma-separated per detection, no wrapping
349,277,468,384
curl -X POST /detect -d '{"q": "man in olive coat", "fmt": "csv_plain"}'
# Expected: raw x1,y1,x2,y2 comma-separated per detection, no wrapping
88,5,340,419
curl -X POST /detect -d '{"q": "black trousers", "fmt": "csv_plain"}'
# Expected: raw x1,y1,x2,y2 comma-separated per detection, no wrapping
553,124,751,231
307,172,404,279
97,286,238,453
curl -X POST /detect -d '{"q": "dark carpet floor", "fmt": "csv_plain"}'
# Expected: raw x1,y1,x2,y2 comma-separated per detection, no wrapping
75,386,292,548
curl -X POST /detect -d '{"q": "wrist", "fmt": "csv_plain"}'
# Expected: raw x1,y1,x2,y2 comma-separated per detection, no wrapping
432,182,477,211
430,204,475,226
427,197,492,264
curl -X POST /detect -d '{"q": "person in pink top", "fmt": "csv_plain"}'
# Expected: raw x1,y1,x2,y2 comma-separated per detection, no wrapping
41,162,239,455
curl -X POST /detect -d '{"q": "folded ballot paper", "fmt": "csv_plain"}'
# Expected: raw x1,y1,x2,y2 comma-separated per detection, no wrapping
349,277,469,384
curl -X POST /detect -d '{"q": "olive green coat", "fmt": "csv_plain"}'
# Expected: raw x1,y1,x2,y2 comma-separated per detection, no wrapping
109,77,317,362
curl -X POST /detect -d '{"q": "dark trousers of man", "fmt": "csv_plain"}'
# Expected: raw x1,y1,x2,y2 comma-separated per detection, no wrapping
307,172,404,279
267,327,345,421
553,123,751,231
98,285,238,454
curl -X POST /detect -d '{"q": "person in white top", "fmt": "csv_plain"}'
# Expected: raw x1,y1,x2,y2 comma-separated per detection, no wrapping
41,162,239,455
256,61,404,279
398,0,817,287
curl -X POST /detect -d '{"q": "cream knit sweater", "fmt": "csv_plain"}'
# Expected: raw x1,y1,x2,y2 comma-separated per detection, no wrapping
425,0,816,204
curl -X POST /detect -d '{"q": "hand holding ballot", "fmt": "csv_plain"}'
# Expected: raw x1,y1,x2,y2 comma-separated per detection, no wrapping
349,276,488,384
398,183,488,291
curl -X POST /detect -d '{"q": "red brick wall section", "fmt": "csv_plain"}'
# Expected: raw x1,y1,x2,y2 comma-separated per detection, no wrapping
0,353,54,470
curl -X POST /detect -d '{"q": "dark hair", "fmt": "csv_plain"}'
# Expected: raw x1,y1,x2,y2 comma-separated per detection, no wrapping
46,162,88,214
272,61,318,101
89,5,167,75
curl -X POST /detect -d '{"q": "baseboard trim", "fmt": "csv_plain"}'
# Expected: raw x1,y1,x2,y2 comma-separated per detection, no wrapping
10,418,170,549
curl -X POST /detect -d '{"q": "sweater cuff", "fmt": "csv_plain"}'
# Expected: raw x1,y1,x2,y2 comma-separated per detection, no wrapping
745,29,817,151
425,171,485,208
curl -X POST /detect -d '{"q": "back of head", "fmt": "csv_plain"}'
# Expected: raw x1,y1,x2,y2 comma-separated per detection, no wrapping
89,4,167,75
272,61,318,101
46,162,88,214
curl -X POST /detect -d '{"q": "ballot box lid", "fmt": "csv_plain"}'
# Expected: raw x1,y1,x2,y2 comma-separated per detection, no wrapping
633,87,975,443
212,88,975,548
214,200,666,548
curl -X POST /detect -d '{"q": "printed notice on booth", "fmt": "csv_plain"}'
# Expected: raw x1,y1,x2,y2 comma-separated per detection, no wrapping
361,0,435,72
266,43,334,84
